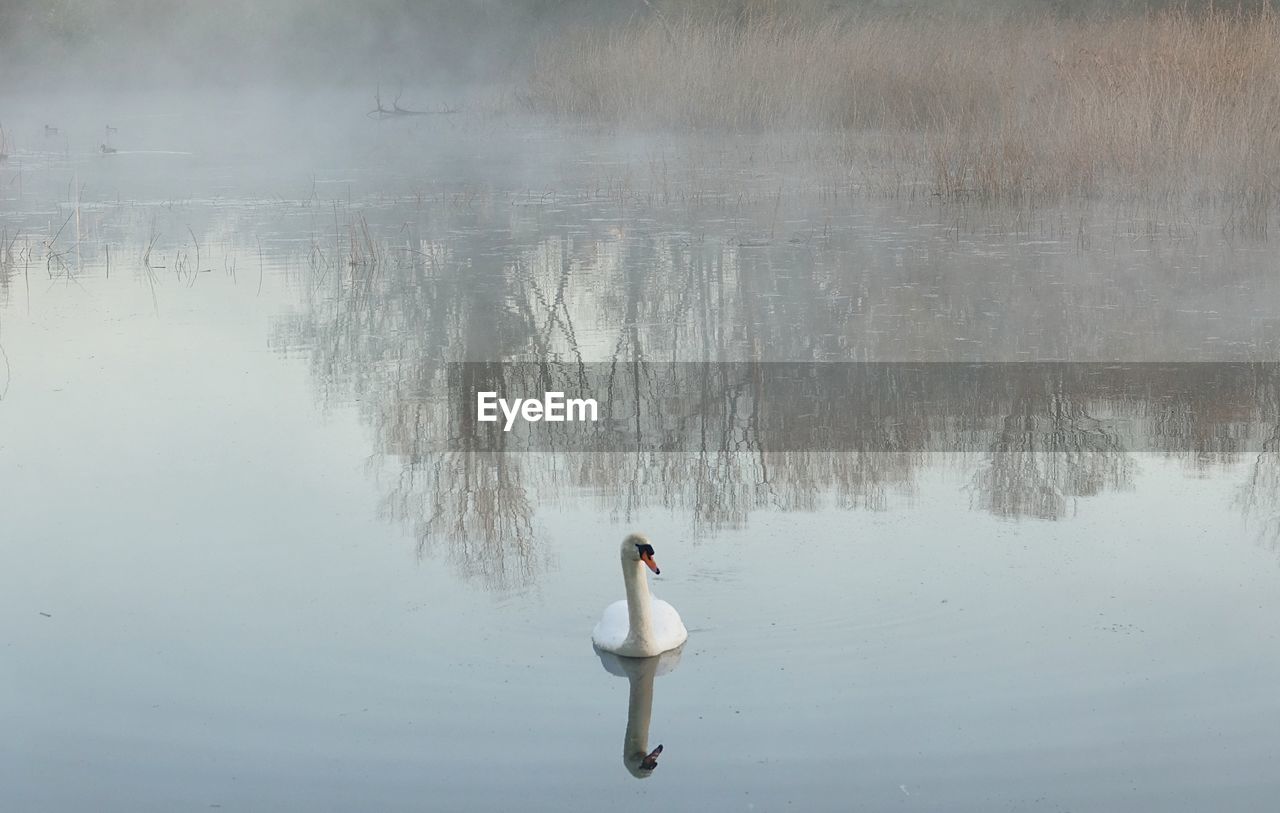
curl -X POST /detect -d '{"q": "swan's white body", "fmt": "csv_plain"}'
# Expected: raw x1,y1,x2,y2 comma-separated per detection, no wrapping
592,534,688,658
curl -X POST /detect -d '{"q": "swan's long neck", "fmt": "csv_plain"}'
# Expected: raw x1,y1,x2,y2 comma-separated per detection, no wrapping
623,557,654,648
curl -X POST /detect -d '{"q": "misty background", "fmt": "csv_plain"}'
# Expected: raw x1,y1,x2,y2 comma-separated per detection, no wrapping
0,0,1262,89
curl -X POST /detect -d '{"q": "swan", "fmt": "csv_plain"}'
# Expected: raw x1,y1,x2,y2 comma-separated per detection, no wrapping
592,533,688,657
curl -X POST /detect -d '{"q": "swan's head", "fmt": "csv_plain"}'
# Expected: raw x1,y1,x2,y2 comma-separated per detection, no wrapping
622,533,660,574
624,744,664,778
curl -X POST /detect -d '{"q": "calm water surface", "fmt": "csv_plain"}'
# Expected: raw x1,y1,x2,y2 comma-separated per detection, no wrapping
2,92,1279,812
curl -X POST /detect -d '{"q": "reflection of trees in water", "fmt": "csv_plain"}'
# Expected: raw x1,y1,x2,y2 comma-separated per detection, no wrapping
1239,449,1280,550
968,372,1134,520
969,449,1133,521
270,197,1280,585
272,213,939,583
1235,379,1280,549
368,367,921,584
381,449,537,590
573,449,917,530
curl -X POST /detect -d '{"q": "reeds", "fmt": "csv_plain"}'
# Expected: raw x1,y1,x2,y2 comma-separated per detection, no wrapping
524,7,1280,215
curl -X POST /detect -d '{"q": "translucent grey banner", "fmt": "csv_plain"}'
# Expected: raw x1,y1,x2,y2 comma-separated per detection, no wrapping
436,362,1280,453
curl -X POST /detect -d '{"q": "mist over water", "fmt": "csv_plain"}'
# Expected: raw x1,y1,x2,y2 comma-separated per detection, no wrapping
0,1,618,89
4,5,1280,811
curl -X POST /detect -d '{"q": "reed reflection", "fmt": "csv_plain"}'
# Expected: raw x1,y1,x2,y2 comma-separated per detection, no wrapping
596,647,684,779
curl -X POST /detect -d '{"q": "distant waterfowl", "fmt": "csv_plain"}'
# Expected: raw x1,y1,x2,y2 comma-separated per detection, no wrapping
592,534,688,657
100,144,117,155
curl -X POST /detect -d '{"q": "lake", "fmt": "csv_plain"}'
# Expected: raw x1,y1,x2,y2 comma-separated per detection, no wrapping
3,90,1279,812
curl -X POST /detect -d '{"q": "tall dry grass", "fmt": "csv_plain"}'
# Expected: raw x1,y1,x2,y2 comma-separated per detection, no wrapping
524,8,1280,220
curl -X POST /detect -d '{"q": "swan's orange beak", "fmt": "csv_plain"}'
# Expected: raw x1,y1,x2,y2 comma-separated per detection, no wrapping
640,551,660,574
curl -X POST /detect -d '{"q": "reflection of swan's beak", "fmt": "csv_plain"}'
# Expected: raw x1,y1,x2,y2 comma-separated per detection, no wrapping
640,744,663,771
641,551,660,574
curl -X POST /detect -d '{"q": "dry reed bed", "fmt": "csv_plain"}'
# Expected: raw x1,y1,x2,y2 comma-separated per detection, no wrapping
524,10,1280,223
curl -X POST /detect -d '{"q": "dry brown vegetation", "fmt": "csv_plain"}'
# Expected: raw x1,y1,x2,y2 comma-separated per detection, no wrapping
524,8,1280,220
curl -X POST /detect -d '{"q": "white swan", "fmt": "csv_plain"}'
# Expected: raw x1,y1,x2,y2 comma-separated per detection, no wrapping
592,533,688,657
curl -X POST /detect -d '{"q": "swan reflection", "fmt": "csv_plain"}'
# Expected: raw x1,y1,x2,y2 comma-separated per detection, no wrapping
596,645,684,779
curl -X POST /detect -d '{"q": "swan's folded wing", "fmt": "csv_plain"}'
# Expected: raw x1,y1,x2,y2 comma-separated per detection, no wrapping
591,599,631,651
649,598,689,650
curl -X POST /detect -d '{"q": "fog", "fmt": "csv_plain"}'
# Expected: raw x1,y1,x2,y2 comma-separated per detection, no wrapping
0,0,632,90
1,0,1260,90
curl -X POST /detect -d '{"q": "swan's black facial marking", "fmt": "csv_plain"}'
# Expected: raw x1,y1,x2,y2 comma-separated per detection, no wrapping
636,543,660,574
